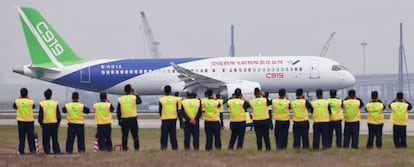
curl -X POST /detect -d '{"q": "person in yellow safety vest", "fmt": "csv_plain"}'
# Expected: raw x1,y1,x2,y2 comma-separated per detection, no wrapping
291,88,312,149
249,88,272,151
116,84,142,151
159,85,179,150
342,89,364,149
327,89,343,148
94,92,115,152
174,91,184,129
365,91,385,149
310,89,331,150
264,92,274,130
389,92,412,148
227,88,250,150
272,88,290,150
203,89,223,151
14,88,36,155
181,90,202,150
38,89,61,154
62,92,90,153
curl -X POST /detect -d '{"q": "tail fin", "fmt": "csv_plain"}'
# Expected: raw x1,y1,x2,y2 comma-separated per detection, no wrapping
18,7,85,68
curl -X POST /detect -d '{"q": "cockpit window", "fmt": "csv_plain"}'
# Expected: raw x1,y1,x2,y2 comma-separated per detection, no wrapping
331,65,347,71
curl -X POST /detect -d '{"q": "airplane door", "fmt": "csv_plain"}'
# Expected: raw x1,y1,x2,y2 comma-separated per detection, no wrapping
80,67,91,83
309,60,320,79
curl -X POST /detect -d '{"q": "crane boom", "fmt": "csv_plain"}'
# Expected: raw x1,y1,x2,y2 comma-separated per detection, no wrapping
140,11,161,58
319,32,336,57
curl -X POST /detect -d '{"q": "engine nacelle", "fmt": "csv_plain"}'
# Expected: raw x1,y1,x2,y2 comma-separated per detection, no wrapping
219,80,261,101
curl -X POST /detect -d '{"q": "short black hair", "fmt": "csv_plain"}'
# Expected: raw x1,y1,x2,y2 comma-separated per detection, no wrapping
234,88,242,97
316,89,323,97
278,88,286,97
330,89,337,98
44,89,52,99
296,88,303,97
206,89,214,97
72,92,79,100
20,88,28,97
174,91,180,97
164,85,172,94
186,91,193,98
348,89,356,98
254,87,261,96
100,92,107,100
124,84,132,93
371,91,378,99
397,92,404,100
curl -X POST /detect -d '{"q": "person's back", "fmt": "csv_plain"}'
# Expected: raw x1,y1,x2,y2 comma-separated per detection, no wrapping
14,88,36,154
63,92,90,153
227,88,249,150
342,89,363,149
38,89,61,154
389,92,412,148
94,92,114,151
291,88,311,149
159,85,179,150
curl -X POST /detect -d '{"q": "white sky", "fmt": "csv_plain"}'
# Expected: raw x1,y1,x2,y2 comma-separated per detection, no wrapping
1,0,414,84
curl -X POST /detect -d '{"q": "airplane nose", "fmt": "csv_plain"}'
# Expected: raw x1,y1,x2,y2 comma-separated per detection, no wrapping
13,66,24,75
343,71,356,87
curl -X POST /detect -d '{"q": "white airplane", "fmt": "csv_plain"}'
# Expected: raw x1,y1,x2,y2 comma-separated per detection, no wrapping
13,7,355,99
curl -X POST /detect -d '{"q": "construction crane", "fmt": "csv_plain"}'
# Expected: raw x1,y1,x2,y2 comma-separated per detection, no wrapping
140,11,161,59
319,32,336,57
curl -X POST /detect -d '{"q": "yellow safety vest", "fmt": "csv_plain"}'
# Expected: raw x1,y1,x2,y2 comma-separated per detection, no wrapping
159,95,178,120
118,95,137,118
217,99,224,113
246,113,253,124
176,96,182,110
249,97,270,121
39,100,58,124
94,102,112,125
311,99,330,123
65,102,85,124
343,99,361,122
389,102,409,126
328,98,343,121
366,102,384,125
203,99,220,121
291,99,309,122
201,98,208,111
272,98,290,121
15,98,34,122
228,98,246,122
182,98,200,120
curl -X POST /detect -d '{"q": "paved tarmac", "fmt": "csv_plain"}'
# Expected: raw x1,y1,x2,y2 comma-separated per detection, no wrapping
2,113,414,135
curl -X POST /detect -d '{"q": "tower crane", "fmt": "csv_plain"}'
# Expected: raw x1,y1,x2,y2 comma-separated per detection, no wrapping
319,32,336,57
140,11,161,58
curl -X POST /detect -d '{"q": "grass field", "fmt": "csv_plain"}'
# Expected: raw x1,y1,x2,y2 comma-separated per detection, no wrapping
1,125,414,167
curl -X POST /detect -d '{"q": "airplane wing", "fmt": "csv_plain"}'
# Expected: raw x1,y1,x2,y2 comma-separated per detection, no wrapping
170,62,224,90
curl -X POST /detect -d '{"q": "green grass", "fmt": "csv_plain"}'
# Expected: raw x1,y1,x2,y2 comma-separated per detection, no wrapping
0,125,414,167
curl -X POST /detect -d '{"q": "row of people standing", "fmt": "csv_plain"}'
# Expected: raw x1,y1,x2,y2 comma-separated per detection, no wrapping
14,85,140,154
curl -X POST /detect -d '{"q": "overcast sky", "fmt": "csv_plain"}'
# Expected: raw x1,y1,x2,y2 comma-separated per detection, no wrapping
1,0,414,85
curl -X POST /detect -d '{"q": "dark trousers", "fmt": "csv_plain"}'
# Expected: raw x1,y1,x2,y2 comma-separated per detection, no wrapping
41,123,61,154
367,124,383,148
205,121,221,151
328,120,342,148
161,119,178,150
184,121,199,150
97,124,112,151
18,121,36,154
293,121,309,149
121,117,139,150
275,120,290,149
178,111,184,129
343,121,359,149
313,122,329,150
228,122,246,149
393,125,407,148
254,120,271,151
66,124,85,153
